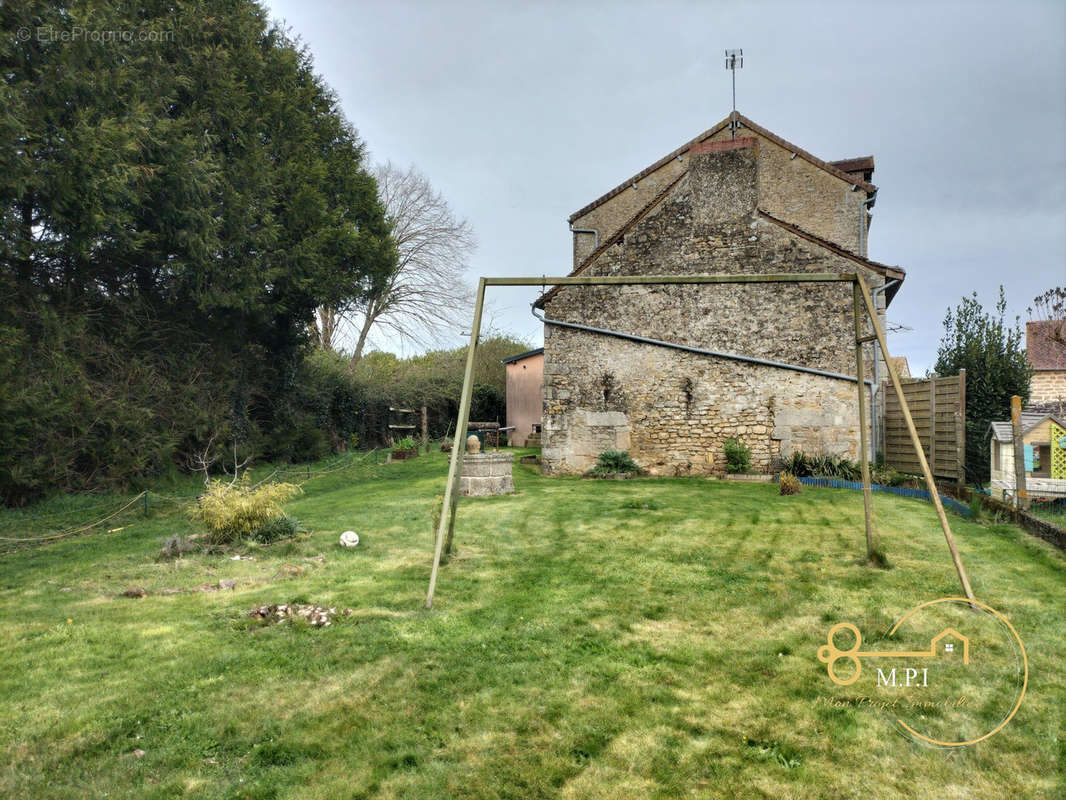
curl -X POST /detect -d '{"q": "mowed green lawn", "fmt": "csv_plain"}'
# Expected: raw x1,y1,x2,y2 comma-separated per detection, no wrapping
1,451,1063,799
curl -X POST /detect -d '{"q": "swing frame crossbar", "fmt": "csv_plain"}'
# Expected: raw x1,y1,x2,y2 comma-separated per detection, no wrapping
424,272,975,609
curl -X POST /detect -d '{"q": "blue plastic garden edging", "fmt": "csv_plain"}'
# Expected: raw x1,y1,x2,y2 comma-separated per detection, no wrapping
789,476,973,518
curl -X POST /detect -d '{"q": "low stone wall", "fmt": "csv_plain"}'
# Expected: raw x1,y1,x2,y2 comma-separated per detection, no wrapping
1019,513,1066,550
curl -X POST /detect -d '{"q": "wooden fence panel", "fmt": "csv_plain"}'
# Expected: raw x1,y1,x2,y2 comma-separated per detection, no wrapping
883,369,966,484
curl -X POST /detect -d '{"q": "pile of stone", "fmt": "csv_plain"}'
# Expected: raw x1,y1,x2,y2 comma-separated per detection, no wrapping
248,603,352,627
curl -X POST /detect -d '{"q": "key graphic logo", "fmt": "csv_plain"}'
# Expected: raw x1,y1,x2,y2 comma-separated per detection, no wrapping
816,597,1027,747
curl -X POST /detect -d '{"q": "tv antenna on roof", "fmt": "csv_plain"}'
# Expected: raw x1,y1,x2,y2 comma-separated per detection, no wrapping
725,48,743,137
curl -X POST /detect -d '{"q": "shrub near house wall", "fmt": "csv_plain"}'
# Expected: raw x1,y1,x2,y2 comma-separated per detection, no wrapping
779,472,802,495
724,438,752,474
588,449,641,477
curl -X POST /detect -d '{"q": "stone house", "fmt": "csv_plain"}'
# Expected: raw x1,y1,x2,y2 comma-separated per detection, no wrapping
987,411,1066,500
1026,320,1066,411
502,347,544,447
536,112,906,476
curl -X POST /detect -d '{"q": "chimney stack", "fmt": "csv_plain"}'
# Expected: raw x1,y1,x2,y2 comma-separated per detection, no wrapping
688,137,758,227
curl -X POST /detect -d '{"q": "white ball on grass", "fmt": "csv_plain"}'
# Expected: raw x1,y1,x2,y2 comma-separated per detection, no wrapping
339,531,360,547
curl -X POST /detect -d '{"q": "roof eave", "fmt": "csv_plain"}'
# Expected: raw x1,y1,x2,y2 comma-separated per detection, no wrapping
501,347,544,364
756,210,906,304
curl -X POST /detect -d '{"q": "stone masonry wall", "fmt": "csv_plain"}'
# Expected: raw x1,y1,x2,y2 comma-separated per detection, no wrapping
1030,370,1066,406
544,140,882,476
735,125,867,256
570,121,868,268
572,157,688,266
542,330,864,475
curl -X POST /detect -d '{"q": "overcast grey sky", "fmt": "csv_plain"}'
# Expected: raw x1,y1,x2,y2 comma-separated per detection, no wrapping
263,0,1065,374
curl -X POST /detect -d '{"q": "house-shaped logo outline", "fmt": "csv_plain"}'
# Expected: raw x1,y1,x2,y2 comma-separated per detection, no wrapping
930,628,970,664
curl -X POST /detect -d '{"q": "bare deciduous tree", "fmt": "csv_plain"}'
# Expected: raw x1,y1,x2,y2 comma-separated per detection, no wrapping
320,162,475,361
185,430,251,488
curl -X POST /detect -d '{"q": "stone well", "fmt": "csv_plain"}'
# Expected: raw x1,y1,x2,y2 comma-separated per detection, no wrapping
459,452,515,497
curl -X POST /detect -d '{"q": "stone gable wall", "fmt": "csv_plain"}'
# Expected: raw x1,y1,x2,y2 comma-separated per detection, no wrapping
570,124,868,268
572,157,688,266
544,143,883,475
741,127,867,256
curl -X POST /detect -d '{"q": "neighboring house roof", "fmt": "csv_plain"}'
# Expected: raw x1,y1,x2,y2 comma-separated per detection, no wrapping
1026,320,1066,370
1027,400,1066,417
568,111,877,224
988,422,1013,443
829,156,875,180
501,347,543,365
987,412,1066,443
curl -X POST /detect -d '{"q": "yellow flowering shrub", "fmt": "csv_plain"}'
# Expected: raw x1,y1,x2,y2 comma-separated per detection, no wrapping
195,479,301,545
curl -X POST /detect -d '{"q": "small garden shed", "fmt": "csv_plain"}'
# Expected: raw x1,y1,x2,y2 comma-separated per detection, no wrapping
987,411,1066,500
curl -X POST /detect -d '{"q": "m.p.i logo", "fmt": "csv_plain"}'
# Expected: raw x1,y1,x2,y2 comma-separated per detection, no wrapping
816,598,1027,747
